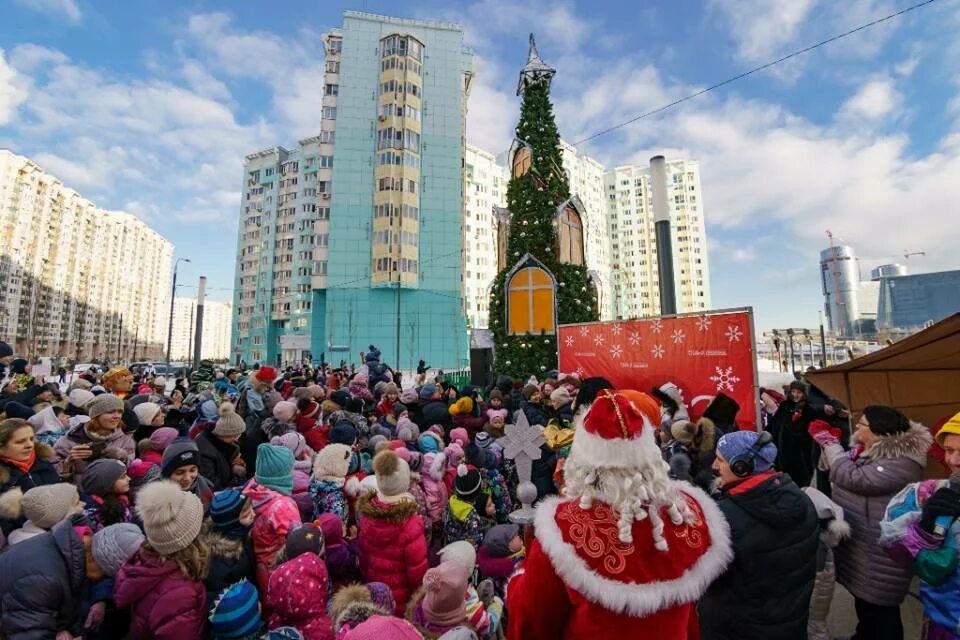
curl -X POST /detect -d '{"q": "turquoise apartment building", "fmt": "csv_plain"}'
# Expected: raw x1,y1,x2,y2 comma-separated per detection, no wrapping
232,12,473,371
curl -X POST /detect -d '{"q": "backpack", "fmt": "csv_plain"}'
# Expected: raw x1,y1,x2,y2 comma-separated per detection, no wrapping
234,388,249,418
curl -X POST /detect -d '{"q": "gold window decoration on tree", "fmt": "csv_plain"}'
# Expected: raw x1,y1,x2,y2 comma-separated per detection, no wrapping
557,204,585,266
507,259,556,335
512,145,532,179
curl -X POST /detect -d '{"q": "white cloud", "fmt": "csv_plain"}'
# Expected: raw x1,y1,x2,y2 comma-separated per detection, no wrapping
710,0,818,63
13,0,82,24
838,77,903,121
0,50,27,125
180,60,231,102
466,56,516,155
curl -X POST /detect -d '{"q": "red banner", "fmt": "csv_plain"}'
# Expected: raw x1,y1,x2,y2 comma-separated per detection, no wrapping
558,309,757,429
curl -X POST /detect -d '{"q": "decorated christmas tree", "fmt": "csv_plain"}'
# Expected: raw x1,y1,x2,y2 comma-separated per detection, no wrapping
488,35,598,378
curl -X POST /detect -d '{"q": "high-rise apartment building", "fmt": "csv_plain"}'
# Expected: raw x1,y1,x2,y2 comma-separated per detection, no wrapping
604,159,711,319
463,145,508,330
169,297,233,361
0,150,173,361
559,140,613,320
233,12,473,369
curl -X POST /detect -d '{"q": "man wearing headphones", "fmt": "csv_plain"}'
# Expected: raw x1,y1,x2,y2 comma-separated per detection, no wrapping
698,430,819,640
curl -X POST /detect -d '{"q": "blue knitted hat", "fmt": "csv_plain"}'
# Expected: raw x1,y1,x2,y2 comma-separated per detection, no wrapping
261,628,303,640
210,489,248,538
209,580,261,639
419,383,437,400
255,444,295,496
717,431,777,474
329,421,358,446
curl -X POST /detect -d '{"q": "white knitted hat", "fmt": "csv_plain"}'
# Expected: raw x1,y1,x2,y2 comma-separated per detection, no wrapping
135,480,204,555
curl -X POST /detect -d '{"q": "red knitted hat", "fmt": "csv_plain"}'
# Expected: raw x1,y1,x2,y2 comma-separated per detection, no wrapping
255,366,277,383
570,389,663,470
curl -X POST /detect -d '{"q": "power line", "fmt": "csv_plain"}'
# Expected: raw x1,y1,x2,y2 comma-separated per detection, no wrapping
572,0,937,146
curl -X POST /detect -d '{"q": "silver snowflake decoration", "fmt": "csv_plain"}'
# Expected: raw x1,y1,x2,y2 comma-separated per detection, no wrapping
564,335,574,347
725,324,743,343
710,366,741,392
650,318,663,334
628,331,642,346
579,325,589,337
695,315,712,332
610,344,623,359
671,328,685,344
497,410,545,485
651,344,665,359
610,323,623,336
593,332,606,346
575,365,586,377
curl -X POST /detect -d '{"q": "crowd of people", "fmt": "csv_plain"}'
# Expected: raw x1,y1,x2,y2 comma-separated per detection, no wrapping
1,338,959,640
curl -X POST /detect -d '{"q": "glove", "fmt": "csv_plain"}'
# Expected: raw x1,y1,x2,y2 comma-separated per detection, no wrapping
920,487,960,534
84,601,105,630
808,420,841,447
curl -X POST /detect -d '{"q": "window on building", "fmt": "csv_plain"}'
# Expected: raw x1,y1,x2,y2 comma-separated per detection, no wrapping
322,106,337,120
507,265,556,335
326,60,340,73
325,84,339,96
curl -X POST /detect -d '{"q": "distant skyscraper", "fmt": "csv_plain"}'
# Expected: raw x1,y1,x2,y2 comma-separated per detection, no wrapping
463,145,508,330
170,297,233,361
0,150,173,361
233,12,473,369
603,159,712,319
876,269,960,330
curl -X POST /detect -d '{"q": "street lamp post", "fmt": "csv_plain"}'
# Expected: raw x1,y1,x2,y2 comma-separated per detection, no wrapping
166,258,190,370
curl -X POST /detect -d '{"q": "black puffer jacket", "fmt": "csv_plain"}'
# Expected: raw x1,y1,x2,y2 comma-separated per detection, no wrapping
0,515,87,639
418,400,452,435
195,429,241,491
699,472,819,640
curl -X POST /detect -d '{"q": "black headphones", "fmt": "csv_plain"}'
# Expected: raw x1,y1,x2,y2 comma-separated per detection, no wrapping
729,431,774,478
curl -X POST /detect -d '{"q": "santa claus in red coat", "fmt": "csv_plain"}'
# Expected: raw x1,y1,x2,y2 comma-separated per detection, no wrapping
506,389,732,639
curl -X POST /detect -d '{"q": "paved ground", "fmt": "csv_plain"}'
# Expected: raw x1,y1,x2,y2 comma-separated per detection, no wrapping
828,581,924,639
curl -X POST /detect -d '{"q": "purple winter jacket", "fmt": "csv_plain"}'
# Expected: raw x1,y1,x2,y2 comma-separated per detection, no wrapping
113,547,206,640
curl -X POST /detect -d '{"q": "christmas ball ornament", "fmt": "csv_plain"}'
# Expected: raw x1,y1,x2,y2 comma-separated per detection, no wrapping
502,343,508,348
544,339,550,344
525,200,531,205
522,220,528,225
582,286,587,292
559,282,565,287
540,365,547,370
519,232,525,237
506,360,511,366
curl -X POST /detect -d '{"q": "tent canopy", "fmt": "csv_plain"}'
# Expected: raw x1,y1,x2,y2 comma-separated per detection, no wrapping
806,313,960,427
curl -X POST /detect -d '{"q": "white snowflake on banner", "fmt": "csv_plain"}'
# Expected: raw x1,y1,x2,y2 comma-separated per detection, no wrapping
593,333,606,346
579,325,589,337
710,366,741,392
575,366,586,377
611,323,623,336
628,332,642,346
651,344,665,359
610,344,623,359
564,334,574,347
696,315,712,332
650,318,664,334
726,324,743,343
671,329,685,344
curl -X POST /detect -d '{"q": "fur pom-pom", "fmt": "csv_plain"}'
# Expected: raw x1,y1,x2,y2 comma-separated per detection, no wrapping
0,487,23,520
344,476,362,498
134,480,186,526
428,453,446,481
218,401,236,418
457,463,468,478
372,449,399,477
826,517,852,547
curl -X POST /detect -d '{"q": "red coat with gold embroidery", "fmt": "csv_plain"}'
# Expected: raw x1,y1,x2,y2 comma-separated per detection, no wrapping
506,485,731,640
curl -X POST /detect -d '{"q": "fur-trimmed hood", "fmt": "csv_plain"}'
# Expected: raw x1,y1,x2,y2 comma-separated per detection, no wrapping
201,529,246,560
0,441,57,521
331,583,390,631
860,422,932,468
356,492,418,523
0,441,54,486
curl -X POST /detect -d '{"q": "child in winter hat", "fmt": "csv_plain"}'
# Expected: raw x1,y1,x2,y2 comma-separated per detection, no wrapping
8,483,82,545
266,523,335,640
133,402,163,430
317,512,361,590
443,465,490,549
478,523,524,584
396,417,419,446
203,489,256,607
418,430,443,453
127,459,160,495
162,439,214,509
92,522,145,576
449,427,469,449
80,458,133,529
142,426,179,466
310,443,360,522
115,480,208,639
209,579,263,640
330,582,395,634
254,443,295,496
408,561,471,636
437,539,504,636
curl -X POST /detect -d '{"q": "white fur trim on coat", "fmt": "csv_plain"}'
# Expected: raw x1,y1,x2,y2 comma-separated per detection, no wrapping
568,415,666,471
532,482,733,617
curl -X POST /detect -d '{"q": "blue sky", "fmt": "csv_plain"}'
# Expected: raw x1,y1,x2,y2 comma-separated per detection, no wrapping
1,0,957,333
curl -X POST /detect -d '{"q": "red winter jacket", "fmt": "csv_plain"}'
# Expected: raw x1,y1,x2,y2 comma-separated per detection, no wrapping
114,547,206,640
357,493,428,615
266,553,334,640
451,412,486,440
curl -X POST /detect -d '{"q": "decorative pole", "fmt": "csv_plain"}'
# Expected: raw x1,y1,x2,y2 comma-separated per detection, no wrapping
497,409,546,524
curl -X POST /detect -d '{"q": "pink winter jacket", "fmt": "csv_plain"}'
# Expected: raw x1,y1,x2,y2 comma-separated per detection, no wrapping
113,547,205,640
420,452,449,522
357,494,428,615
266,553,334,640
242,480,302,594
